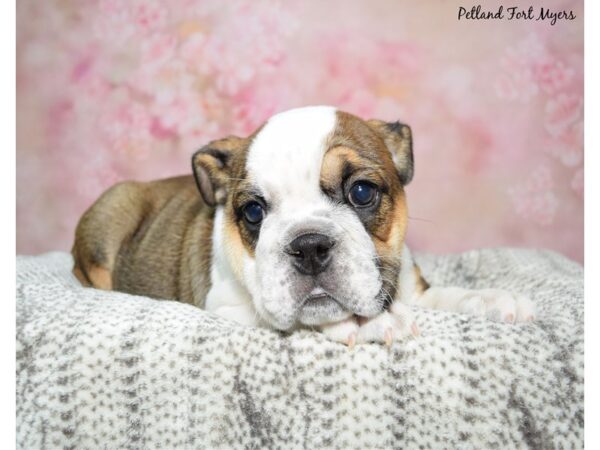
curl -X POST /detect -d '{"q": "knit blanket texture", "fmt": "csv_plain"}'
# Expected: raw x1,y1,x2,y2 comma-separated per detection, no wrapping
16,249,584,449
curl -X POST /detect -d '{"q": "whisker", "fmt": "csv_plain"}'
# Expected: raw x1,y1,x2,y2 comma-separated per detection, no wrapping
408,215,435,223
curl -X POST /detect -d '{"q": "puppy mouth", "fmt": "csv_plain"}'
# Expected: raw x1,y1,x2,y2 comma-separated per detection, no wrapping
302,291,337,307
301,286,339,304
297,288,351,325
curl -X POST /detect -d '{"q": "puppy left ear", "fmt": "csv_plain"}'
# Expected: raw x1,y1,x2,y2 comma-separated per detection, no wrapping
368,120,414,185
191,136,246,206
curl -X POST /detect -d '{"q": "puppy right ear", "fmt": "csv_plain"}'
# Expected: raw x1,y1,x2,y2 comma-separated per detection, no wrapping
192,136,246,206
367,119,414,185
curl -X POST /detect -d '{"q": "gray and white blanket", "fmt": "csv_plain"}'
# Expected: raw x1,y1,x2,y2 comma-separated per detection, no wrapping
16,248,583,449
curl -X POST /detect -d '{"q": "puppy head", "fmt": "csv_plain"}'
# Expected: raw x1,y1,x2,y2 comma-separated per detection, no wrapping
192,106,413,330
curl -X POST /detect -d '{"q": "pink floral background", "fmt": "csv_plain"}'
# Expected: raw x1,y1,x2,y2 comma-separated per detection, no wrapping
16,0,584,262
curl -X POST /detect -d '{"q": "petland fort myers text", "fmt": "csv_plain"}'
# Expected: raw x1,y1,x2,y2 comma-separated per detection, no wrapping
458,5,576,25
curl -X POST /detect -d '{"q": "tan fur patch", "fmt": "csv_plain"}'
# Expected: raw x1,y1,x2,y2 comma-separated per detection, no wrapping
382,191,409,253
72,265,91,287
414,264,430,294
370,196,407,258
88,266,112,290
222,210,250,283
321,146,366,186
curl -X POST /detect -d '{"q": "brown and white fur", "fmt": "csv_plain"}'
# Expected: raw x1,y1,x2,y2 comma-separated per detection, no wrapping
72,106,535,346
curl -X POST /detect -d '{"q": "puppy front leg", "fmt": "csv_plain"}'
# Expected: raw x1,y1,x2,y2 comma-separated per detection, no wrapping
355,303,419,346
320,305,419,348
398,246,535,323
416,285,536,323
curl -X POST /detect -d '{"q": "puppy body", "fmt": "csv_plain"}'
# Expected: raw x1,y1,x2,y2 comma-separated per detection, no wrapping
73,106,535,345
73,176,212,307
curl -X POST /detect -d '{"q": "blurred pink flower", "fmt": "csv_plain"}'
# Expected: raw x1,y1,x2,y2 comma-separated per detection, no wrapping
494,67,538,101
494,74,520,101
495,33,580,106
429,66,477,119
152,92,211,136
75,161,122,197
93,0,136,44
372,97,408,122
548,141,583,168
91,0,169,46
198,8,291,96
78,74,111,101
206,40,256,95
509,166,558,226
132,2,168,34
494,34,550,101
546,119,583,167
324,34,421,89
535,60,575,95
100,97,153,160
179,32,208,72
494,33,579,103
140,33,178,69
506,34,549,67
339,90,379,118
129,33,180,95
544,93,583,138
231,83,299,135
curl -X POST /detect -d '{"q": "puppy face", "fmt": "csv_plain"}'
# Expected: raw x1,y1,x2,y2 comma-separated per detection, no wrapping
193,106,413,330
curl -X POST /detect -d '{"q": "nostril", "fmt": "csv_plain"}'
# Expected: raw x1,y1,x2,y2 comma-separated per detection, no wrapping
287,249,303,259
284,243,302,258
316,244,331,258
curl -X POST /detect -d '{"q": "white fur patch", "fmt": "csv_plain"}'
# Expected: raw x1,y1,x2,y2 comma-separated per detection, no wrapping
204,209,262,327
396,244,419,304
246,105,337,207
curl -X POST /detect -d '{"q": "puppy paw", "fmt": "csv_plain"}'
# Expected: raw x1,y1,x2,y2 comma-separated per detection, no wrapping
458,288,536,323
355,303,419,347
319,317,360,347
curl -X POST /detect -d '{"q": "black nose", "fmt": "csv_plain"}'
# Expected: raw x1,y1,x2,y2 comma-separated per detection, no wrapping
286,233,335,276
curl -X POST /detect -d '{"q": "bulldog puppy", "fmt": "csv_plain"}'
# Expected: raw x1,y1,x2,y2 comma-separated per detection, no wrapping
72,106,535,346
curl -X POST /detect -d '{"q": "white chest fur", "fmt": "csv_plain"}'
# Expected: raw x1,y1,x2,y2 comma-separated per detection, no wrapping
204,208,260,327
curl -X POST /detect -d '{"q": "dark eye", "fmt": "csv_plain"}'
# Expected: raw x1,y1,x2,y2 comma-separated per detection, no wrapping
242,201,264,225
348,182,378,207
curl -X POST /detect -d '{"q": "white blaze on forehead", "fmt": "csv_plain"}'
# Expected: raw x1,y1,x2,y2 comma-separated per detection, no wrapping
245,106,337,205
